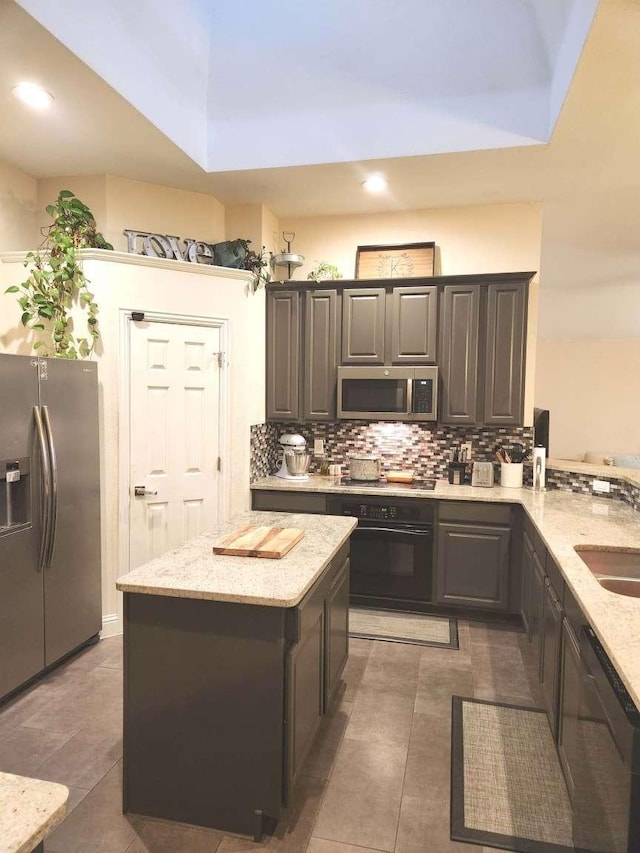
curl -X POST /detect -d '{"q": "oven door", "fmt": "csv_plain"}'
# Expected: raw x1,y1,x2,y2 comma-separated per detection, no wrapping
349,522,433,602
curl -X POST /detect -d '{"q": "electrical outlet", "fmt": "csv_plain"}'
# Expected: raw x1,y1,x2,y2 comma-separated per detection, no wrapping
461,442,472,460
313,438,324,455
592,479,611,494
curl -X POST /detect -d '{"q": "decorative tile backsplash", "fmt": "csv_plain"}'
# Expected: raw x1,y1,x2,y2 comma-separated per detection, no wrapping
250,420,640,511
251,420,533,482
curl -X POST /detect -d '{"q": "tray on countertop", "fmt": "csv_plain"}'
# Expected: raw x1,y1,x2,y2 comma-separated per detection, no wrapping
212,525,305,559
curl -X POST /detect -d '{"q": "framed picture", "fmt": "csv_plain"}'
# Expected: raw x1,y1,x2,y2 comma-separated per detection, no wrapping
355,241,435,280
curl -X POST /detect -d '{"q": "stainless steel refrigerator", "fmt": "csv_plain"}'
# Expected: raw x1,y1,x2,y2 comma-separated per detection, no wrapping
0,354,101,701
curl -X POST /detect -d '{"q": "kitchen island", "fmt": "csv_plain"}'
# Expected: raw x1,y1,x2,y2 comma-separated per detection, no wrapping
116,510,356,837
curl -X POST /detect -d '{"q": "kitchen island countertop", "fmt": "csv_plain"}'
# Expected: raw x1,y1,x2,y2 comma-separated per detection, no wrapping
116,510,356,607
252,475,640,708
0,772,68,853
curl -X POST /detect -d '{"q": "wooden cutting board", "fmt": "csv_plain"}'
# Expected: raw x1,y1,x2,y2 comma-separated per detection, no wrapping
212,525,305,559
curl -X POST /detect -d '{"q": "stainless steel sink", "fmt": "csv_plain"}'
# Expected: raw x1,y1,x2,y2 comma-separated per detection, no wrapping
597,577,640,598
574,546,640,597
574,546,640,578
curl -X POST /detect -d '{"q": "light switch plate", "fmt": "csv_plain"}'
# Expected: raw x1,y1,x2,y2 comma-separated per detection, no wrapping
313,438,324,455
592,479,611,493
461,442,472,460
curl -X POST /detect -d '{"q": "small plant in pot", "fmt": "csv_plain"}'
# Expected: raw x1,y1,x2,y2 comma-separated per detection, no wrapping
5,190,113,359
307,261,342,282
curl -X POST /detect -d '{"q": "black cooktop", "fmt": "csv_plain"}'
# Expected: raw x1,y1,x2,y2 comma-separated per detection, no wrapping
339,478,437,491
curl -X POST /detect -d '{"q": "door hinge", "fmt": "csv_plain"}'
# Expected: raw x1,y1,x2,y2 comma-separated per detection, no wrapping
131,311,145,322
217,457,222,472
213,351,227,368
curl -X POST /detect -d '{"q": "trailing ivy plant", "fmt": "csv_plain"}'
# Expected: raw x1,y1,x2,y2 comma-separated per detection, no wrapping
5,190,113,359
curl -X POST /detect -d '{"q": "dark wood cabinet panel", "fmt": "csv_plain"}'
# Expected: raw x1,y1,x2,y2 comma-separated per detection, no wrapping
304,289,339,419
285,609,324,796
341,288,386,364
324,558,350,710
439,285,480,424
530,550,546,679
483,282,526,425
557,617,581,801
541,577,563,740
521,530,533,636
389,285,438,364
435,522,510,611
266,290,300,420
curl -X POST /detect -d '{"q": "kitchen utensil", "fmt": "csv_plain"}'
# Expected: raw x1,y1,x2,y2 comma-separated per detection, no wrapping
275,433,310,480
348,454,382,482
213,525,305,558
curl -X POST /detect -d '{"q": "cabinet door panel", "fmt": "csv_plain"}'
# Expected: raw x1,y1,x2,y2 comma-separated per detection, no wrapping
435,522,510,610
541,579,563,739
530,551,546,680
324,559,349,710
342,288,386,364
484,282,526,425
440,285,480,424
557,618,580,801
521,531,533,637
390,286,438,364
266,291,300,420
284,611,324,799
304,289,339,420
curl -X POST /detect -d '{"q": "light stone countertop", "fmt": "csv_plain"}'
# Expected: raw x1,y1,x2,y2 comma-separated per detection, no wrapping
0,773,68,853
252,475,640,708
547,456,640,488
116,510,357,607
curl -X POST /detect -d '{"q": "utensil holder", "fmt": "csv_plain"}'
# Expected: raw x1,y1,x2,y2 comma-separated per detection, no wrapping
500,462,523,488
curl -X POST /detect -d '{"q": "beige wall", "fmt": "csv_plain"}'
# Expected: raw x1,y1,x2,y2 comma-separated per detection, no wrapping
0,252,264,636
535,339,640,460
280,202,541,281
0,161,39,251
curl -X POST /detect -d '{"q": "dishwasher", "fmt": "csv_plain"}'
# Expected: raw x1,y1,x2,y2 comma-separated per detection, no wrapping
573,626,640,853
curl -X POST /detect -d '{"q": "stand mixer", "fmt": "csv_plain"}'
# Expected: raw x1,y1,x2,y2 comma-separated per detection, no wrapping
275,433,311,480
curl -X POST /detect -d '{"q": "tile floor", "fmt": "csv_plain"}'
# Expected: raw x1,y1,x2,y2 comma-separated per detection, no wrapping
0,619,542,853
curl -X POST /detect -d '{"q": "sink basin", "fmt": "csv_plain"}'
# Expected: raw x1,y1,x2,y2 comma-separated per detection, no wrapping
597,577,640,598
574,547,640,579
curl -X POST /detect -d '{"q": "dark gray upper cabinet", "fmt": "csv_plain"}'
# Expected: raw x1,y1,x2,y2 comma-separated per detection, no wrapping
304,289,339,420
439,284,480,424
266,289,300,420
483,282,527,425
389,285,438,364
341,287,386,364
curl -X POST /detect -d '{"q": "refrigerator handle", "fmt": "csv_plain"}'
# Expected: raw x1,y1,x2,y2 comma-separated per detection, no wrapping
33,406,51,573
41,406,58,569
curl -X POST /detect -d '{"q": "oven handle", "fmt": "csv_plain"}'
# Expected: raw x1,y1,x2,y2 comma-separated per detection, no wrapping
352,525,433,539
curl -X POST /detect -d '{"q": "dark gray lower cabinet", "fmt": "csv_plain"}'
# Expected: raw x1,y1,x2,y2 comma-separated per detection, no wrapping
541,577,563,739
324,558,350,709
557,617,581,801
123,543,349,837
529,550,546,677
520,530,533,635
435,522,510,611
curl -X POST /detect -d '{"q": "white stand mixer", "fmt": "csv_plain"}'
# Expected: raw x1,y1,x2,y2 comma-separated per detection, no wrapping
275,433,310,480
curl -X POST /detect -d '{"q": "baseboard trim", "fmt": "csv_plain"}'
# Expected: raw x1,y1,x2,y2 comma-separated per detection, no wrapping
101,613,122,638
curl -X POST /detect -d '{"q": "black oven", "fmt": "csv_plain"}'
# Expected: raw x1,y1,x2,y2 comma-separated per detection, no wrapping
326,496,434,607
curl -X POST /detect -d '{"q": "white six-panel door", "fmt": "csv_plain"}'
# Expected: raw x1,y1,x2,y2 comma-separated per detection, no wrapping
129,320,222,570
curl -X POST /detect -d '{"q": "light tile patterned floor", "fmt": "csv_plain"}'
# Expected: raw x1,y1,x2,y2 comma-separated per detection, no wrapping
0,620,542,852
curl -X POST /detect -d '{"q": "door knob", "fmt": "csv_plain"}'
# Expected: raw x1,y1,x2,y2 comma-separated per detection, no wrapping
134,486,158,497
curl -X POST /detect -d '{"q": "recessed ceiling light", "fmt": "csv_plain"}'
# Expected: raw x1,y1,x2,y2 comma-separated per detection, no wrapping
12,82,54,110
362,174,388,194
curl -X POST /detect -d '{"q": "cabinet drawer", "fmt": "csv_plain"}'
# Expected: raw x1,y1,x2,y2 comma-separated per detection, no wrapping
438,501,512,526
563,584,587,636
251,491,327,514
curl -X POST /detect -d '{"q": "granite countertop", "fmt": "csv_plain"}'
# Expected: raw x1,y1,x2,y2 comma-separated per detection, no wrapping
547,456,640,488
252,475,640,708
116,510,357,607
0,773,68,853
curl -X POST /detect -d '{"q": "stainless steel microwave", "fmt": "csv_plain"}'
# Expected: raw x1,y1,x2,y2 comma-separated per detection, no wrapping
337,366,438,421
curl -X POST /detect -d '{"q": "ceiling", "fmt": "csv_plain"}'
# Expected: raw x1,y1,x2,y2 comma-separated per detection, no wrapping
1,0,639,294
